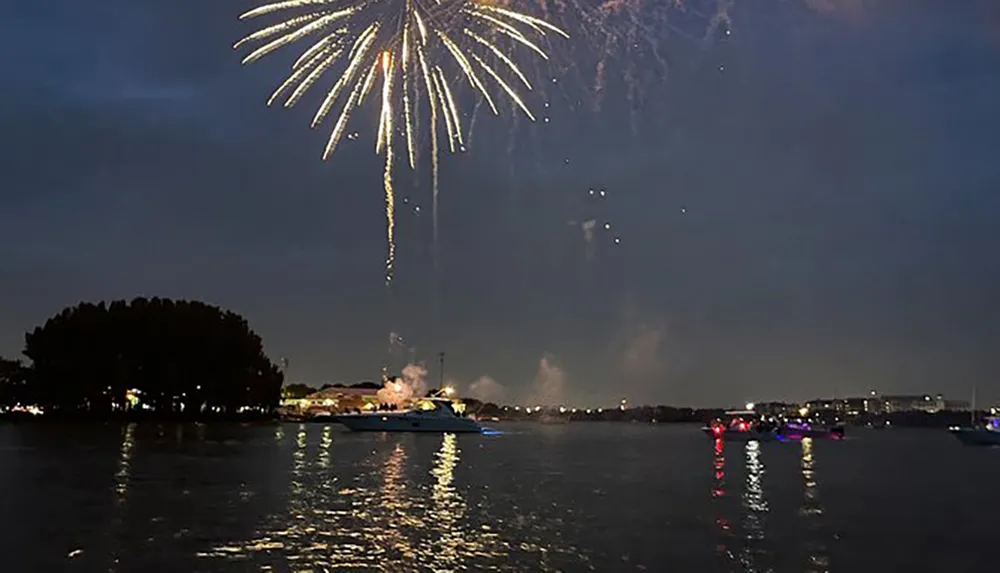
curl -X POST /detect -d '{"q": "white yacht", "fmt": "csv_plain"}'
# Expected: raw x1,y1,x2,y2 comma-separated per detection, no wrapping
334,396,483,433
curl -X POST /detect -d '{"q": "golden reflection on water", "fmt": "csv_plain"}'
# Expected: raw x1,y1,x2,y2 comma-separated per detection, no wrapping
201,431,581,572
107,423,137,571
318,425,333,469
739,440,768,572
800,439,819,516
115,423,136,502
800,438,829,572
430,433,462,570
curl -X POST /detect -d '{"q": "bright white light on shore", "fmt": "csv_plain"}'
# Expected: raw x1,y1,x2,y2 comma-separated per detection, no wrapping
393,383,403,393
745,402,755,411
443,386,455,396
559,406,566,413
798,407,809,417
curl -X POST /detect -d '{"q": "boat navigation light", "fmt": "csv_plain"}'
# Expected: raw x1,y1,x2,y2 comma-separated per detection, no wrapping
745,402,755,411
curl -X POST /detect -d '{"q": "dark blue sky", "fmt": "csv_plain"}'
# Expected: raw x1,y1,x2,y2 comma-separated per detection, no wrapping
1,0,998,407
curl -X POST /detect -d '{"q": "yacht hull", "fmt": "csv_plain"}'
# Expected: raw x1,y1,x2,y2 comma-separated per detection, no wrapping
335,413,483,433
951,428,1000,446
779,426,846,441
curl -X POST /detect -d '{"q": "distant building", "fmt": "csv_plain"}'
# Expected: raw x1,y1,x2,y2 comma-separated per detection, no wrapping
282,385,381,413
944,399,971,411
881,394,946,414
754,402,801,417
803,397,881,417
805,399,839,412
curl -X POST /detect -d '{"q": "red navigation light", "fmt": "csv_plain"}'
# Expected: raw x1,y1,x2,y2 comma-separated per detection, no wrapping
712,424,723,436
738,422,748,432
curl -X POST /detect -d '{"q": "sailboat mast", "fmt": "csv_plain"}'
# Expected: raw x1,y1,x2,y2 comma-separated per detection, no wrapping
971,380,977,427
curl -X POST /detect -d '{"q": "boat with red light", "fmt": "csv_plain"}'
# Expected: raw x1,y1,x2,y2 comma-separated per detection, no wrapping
702,410,779,442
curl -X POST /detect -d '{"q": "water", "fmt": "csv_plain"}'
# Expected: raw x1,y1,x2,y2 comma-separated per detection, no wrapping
1,423,997,572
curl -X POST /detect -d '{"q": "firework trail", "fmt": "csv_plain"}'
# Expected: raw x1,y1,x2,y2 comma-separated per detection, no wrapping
235,0,567,287
488,0,734,116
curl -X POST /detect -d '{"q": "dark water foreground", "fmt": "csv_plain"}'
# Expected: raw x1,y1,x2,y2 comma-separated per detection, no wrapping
0,423,997,572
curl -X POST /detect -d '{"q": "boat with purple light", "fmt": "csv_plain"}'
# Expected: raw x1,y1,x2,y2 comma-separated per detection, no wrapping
779,421,845,441
950,417,1000,446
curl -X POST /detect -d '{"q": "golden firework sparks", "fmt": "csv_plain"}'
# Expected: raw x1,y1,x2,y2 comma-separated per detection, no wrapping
235,0,567,287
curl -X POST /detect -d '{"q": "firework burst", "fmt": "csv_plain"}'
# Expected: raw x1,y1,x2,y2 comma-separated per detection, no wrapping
235,0,567,286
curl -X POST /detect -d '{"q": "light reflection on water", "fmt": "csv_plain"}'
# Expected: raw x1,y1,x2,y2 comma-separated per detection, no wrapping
107,423,137,571
200,431,584,572
801,438,829,572
115,423,136,501
6,424,1000,571
712,437,836,572
712,437,732,561
740,440,769,572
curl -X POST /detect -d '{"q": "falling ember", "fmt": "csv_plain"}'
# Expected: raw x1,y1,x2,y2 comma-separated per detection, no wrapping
384,138,395,286
380,49,396,286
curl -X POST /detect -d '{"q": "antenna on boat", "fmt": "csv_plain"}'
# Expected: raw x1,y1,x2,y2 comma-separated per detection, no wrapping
438,352,445,389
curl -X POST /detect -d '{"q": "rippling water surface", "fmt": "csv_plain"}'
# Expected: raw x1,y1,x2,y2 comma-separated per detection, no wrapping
1,423,998,572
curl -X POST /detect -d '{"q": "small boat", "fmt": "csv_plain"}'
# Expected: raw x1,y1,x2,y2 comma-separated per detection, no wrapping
779,421,845,441
951,417,1000,446
950,381,998,445
335,397,483,433
704,426,779,442
703,410,779,442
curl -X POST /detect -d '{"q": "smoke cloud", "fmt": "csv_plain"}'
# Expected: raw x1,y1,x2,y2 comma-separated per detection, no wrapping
581,219,597,262
376,362,428,406
467,376,505,403
525,355,567,407
621,323,666,380
605,295,673,405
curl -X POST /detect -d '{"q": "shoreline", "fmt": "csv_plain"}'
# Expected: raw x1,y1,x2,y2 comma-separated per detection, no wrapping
0,411,972,429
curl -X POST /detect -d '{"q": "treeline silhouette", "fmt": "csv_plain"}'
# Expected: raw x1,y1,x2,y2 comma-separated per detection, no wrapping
1,298,282,419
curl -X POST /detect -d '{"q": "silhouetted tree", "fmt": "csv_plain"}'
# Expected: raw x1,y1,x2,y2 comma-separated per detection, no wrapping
21,298,283,417
0,357,29,407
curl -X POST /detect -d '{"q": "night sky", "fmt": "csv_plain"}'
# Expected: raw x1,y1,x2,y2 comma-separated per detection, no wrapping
2,0,998,407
